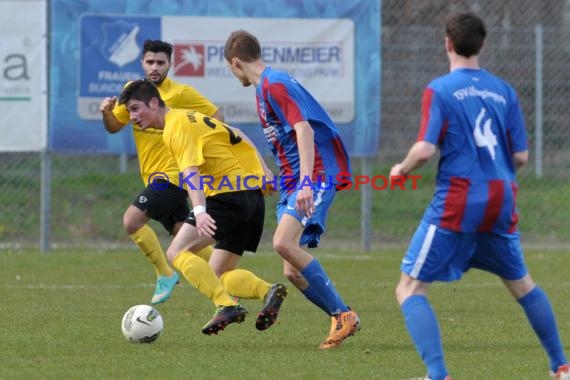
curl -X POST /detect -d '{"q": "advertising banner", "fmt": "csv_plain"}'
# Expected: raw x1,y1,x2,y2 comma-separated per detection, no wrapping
50,0,380,156
0,0,47,151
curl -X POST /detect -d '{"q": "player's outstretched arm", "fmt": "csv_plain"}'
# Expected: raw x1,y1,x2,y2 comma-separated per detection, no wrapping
391,141,436,177
99,96,125,133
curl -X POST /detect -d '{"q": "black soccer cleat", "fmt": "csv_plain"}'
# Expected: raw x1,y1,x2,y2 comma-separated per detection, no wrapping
202,304,248,335
255,283,288,331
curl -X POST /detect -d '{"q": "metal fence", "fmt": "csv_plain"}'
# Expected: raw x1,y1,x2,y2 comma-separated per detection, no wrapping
376,0,570,247
2,0,570,250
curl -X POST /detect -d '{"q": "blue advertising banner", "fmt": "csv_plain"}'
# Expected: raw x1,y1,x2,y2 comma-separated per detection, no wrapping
78,15,161,102
50,0,381,157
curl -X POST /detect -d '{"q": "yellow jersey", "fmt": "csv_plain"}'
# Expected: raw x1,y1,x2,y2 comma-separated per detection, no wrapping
162,109,264,197
113,77,218,186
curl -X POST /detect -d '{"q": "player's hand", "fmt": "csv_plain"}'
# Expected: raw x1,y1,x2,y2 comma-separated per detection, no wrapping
99,96,117,114
295,186,314,218
263,170,277,195
195,212,217,237
390,163,406,177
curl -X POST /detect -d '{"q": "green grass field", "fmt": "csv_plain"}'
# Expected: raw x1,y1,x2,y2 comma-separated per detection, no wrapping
2,248,569,379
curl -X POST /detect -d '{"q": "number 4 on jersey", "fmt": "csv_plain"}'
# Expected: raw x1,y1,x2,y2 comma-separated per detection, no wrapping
473,108,497,160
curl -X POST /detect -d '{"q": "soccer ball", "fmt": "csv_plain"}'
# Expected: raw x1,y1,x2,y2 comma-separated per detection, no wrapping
121,304,163,343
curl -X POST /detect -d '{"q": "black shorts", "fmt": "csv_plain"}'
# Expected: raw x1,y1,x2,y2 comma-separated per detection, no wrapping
132,180,189,234
185,190,265,255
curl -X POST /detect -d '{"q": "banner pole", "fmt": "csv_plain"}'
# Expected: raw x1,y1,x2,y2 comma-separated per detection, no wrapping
40,148,52,253
361,157,372,251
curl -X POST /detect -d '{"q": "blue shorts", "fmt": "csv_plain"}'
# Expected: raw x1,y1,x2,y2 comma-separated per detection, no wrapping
401,221,528,282
276,184,336,248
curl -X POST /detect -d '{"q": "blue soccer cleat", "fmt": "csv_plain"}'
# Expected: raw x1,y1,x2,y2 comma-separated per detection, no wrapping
151,272,180,305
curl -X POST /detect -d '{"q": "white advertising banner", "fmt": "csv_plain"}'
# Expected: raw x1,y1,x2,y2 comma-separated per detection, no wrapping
162,16,355,123
77,16,354,124
0,0,47,151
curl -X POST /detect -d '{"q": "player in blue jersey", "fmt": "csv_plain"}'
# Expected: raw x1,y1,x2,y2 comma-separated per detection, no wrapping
224,30,360,349
390,12,569,380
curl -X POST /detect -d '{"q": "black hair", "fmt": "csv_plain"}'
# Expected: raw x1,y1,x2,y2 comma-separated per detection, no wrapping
142,39,173,61
118,79,165,107
445,12,487,57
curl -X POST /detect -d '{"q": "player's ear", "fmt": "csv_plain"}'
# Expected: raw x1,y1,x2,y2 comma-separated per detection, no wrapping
444,36,453,53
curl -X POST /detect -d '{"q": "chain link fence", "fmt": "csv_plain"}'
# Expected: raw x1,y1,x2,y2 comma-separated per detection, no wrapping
2,0,570,250
377,0,570,246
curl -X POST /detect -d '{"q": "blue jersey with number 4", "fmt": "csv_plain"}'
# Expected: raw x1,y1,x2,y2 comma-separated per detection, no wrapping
419,68,528,233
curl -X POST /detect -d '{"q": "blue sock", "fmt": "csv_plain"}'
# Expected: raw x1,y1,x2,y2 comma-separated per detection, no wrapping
518,286,568,372
301,258,349,314
401,295,448,380
301,286,330,315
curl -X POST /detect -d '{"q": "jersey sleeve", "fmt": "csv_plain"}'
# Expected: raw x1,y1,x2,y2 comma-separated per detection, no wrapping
112,81,134,125
506,94,528,153
112,103,131,125
163,113,205,171
416,87,445,144
267,81,306,133
177,86,218,117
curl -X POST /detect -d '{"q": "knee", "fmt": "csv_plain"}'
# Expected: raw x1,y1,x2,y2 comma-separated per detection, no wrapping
211,264,226,279
518,281,536,298
273,237,294,259
165,247,179,264
123,212,145,235
395,277,424,306
395,282,408,305
505,275,536,299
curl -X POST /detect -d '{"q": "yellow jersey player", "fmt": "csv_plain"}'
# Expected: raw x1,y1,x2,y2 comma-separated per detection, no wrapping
99,40,219,305
118,79,287,335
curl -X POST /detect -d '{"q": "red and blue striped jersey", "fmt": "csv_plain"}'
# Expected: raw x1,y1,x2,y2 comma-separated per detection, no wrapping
255,67,351,192
419,68,528,233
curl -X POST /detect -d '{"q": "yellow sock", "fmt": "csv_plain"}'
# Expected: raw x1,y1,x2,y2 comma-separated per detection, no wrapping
220,269,271,300
195,245,213,262
172,251,236,307
130,224,173,277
